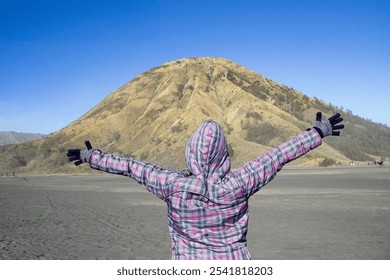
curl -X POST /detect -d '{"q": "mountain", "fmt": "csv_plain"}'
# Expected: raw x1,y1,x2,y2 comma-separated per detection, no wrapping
1,57,389,174
0,131,45,146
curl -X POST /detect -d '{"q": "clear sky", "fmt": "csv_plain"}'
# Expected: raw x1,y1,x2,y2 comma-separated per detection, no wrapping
1,0,389,134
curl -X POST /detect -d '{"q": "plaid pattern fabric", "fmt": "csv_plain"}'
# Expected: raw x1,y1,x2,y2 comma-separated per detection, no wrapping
89,120,322,259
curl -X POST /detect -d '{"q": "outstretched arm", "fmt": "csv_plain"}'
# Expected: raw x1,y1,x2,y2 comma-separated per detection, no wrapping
67,141,180,201
231,112,344,197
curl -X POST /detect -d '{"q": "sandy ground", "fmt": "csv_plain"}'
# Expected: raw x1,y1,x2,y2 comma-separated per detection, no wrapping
1,166,389,260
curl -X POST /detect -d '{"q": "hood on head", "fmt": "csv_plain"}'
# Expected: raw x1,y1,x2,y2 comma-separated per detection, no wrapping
185,120,231,178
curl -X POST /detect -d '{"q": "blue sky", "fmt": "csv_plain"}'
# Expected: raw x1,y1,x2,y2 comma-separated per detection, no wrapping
1,0,389,134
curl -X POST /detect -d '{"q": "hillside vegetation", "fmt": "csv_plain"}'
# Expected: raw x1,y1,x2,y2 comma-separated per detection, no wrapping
1,57,389,174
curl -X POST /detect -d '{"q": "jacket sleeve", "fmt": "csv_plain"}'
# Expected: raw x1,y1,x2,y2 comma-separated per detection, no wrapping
230,128,322,197
88,150,180,201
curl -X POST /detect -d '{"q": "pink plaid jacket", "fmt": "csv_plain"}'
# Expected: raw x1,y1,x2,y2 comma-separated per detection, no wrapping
88,120,322,259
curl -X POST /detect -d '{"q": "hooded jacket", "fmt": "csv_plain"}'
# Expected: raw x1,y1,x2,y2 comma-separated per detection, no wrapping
88,120,322,259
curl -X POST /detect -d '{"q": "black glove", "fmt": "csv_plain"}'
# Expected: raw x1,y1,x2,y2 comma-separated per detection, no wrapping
312,112,344,138
67,141,93,166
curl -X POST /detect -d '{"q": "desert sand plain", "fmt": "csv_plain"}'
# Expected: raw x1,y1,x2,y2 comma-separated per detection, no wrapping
1,165,389,260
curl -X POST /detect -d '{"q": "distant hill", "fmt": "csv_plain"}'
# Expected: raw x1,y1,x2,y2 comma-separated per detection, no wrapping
1,57,389,174
0,131,46,146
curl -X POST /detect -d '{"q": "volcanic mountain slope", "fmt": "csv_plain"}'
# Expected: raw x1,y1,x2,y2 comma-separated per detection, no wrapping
1,57,388,174
0,131,45,146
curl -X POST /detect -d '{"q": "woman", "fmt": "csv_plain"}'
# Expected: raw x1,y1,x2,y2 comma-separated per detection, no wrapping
67,112,344,259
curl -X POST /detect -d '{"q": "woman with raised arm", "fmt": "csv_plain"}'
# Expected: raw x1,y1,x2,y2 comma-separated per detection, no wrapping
67,112,344,260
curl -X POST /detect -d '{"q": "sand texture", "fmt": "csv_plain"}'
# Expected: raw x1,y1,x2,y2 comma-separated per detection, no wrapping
1,166,389,260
